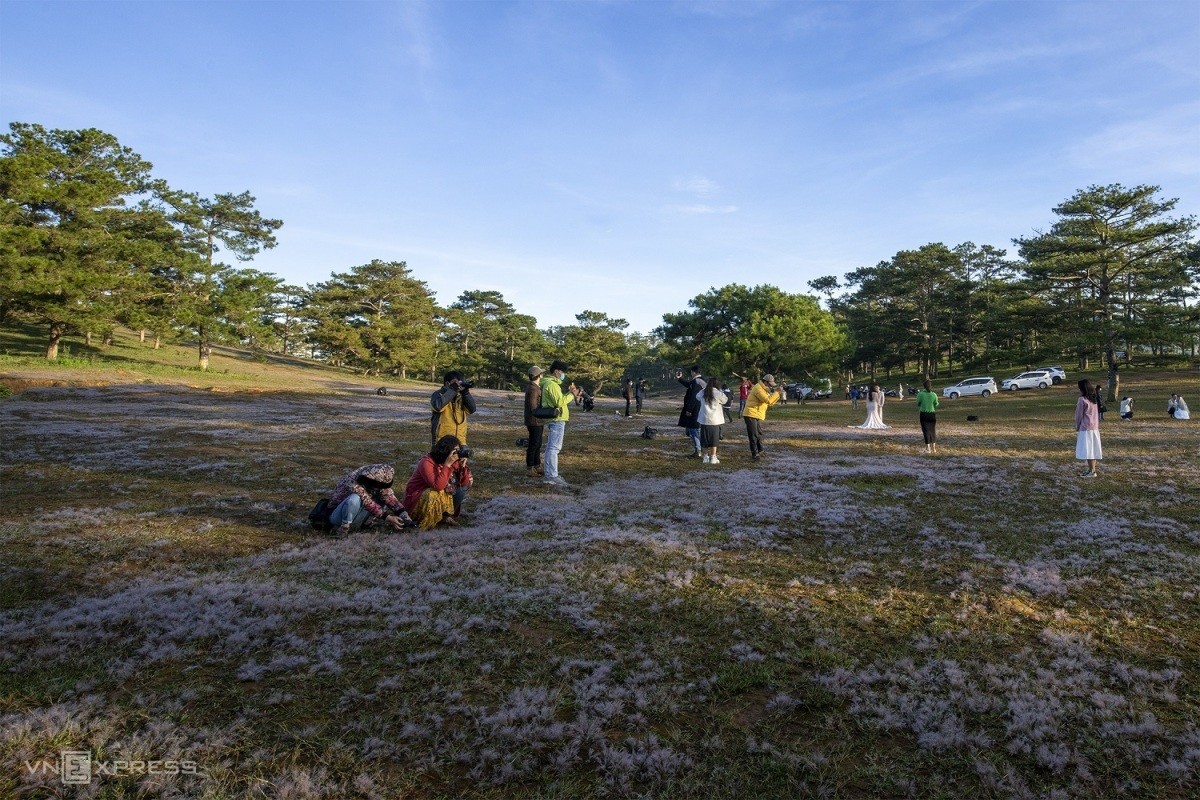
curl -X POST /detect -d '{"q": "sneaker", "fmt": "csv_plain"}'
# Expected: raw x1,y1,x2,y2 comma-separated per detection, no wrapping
543,476,570,487
711,456,720,464
333,522,351,539
1080,471,1097,478
441,514,458,527
702,454,711,464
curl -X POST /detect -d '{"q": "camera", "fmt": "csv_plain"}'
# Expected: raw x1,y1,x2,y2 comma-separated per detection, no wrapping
457,446,472,459
458,379,474,390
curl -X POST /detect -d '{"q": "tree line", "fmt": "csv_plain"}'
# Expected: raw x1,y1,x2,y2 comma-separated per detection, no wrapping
3,123,1196,400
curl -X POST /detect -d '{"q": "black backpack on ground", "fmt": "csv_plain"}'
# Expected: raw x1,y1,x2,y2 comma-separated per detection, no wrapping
307,497,334,532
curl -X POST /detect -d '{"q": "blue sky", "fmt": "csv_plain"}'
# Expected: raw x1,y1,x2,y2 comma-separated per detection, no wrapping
2,0,1198,334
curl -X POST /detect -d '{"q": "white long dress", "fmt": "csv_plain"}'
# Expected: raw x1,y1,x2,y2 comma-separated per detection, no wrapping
855,391,889,429
1175,398,1191,420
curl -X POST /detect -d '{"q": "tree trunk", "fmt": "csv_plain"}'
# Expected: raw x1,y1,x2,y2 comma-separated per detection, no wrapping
85,331,93,346
47,323,65,360
154,334,162,350
140,329,147,343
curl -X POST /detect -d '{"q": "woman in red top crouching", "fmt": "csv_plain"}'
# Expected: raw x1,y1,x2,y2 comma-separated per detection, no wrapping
404,435,472,529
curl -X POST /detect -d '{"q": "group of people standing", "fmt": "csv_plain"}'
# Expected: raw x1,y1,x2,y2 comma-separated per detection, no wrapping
524,361,581,487
676,367,786,463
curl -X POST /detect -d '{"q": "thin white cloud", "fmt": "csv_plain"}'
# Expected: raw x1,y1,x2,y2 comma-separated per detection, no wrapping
1065,102,1200,178
673,176,721,195
671,204,738,215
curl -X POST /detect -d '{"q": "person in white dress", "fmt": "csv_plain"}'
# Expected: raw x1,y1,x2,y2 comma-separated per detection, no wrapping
854,383,889,429
1174,395,1191,420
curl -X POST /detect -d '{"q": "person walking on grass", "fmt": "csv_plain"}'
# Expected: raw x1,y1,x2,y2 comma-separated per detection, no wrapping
540,360,577,487
523,365,546,477
697,378,728,464
743,373,784,461
916,379,939,454
1075,379,1103,478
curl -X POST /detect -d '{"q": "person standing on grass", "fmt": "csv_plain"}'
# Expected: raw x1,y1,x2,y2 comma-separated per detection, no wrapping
850,385,860,411
676,366,706,457
523,365,546,477
430,370,476,447
622,379,635,417
540,360,577,487
635,378,646,415
697,378,728,464
916,379,939,454
327,463,414,538
738,377,752,417
743,373,784,461
855,384,889,429
1075,379,1103,478
404,435,472,528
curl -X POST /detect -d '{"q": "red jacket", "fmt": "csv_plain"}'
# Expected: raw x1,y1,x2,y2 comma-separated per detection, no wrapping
403,455,471,513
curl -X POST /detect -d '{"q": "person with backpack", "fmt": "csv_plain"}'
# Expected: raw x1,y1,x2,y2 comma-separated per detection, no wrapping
326,463,413,538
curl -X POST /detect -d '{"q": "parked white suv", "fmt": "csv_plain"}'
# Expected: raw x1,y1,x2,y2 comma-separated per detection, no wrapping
1002,370,1053,391
942,377,997,399
1035,365,1066,384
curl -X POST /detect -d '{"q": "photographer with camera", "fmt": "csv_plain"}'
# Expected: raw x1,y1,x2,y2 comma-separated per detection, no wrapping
403,434,473,529
743,373,785,461
431,370,477,448
325,463,415,538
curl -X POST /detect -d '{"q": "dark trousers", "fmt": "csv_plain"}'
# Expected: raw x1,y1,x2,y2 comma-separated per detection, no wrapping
744,417,764,456
636,397,643,413
920,412,937,445
525,425,544,468
625,398,632,416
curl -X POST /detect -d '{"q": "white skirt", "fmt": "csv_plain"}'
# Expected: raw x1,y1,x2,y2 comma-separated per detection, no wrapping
1075,429,1103,460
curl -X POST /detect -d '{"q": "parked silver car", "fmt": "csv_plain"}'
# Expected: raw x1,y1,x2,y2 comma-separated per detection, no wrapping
1002,370,1053,391
1035,365,1067,384
942,377,997,399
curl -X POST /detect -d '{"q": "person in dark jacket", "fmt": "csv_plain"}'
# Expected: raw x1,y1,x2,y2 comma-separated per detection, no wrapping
524,365,546,477
635,378,646,414
622,379,635,417
676,366,706,457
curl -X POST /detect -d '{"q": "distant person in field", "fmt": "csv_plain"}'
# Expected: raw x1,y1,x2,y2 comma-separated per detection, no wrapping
738,377,751,417
1119,396,1134,420
849,385,860,410
1172,394,1190,420
430,370,476,447
635,378,646,414
697,378,728,464
855,384,888,429
327,463,414,538
1075,379,1102,478
404,435,473,529
622,379,635,417
916,379,939,454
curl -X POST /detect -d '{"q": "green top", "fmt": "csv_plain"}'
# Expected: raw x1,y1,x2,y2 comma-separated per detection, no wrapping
916,389,939,413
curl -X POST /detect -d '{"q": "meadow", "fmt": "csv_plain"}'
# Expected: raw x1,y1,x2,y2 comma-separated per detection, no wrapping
1,333,1198,799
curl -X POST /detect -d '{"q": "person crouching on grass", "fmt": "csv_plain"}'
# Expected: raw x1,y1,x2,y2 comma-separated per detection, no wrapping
404,435,473,529
327,464,414,538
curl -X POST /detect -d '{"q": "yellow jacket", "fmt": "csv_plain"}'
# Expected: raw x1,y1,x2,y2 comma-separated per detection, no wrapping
743,381,782,420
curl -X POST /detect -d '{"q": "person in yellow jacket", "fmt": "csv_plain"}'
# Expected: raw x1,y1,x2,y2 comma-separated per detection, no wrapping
743,373,784,460
431,370,477,447
539,360,578,487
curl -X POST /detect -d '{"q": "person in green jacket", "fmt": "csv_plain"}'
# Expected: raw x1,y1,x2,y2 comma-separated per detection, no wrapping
539,360,577,487
916,379,940,454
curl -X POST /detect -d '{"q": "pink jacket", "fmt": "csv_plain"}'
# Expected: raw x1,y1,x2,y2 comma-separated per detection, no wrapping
1075,397,1099,431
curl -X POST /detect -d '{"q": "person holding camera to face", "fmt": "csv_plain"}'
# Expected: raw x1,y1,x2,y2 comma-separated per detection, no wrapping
431,370,477,448
676,366,706,457
404,435,473,529
326,463,415,538
743,373,784,461
539,360,578,487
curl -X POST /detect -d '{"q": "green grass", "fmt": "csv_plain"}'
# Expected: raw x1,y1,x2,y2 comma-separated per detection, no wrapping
1,332,1198,798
